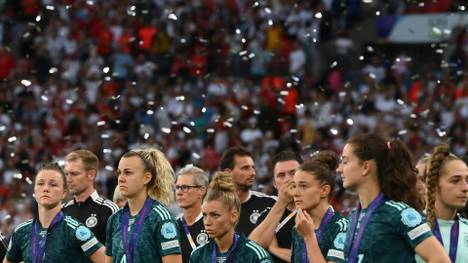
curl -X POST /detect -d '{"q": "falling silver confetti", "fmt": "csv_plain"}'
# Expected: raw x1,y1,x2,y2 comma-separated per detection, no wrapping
176,96,185,101
36,15,41,22
26,177,33,185
396,99,405,105
398,129,407,135
45,5,55,10
143,133,150,140
436,128,446,137
330,128,338,135
168,13,178,20
101,133,110,139
192,153,200,159
0,125,5,132
161,127,171,134
206,128,215,133
330,61,338,68
13,173,22,179
105,165,114,172
21,80,31,86
8,136,17,142
315,12,322,19
346,118,354,125
49,67,58,74
183,127,192,133
253,110,261,115
103,149,112,154
146,110,154,115
97,121,106,126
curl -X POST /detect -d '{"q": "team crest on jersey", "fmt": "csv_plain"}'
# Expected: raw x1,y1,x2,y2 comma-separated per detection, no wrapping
161,222,177,239
401,208,422,227
333,232,347,250
196,232,209,245
250,210,261,224
76,225,92,241
85,214,98,228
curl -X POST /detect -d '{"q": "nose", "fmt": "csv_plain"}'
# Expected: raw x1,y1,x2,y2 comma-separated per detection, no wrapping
203,216,211,227
336,163,343,173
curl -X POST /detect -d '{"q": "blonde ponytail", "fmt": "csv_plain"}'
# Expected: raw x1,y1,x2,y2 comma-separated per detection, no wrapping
123,148,175,206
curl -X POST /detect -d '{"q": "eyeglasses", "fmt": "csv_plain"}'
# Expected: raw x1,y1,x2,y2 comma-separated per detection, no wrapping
175,185,202,193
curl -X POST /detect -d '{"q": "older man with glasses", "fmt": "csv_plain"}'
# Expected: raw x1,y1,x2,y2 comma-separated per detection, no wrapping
175,165,209,263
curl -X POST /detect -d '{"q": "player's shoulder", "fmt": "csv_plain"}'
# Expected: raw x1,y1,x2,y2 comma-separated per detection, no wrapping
244,239,271,261
190,240,210,258
62,199,75,209
13,219,33,233
250,191,276,202
459,214,468,226
151,201,176,222
90,192,119,213
331,213,348,232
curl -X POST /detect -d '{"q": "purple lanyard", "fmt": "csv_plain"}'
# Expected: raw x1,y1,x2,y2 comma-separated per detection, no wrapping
210,233,239,263
122,197,154,263
433,217,459,263
180,217,197,250
347,193,386,263
301,207,335,263
31,211,64,263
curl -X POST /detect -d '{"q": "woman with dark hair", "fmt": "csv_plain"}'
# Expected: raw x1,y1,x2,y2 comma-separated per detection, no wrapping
4,163,105,263
416,145,468,263
189,171,272,262
336,134,450,263
291,151,348,263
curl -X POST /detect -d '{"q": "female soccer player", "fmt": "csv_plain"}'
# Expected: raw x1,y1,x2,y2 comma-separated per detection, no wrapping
189,171,272,262
105,148,182,263
292,151,348,263
336,134,450,263
4,163,105,263
419,144,468,263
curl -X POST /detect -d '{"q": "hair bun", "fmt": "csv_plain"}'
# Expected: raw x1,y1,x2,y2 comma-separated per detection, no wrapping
209,171,236,192
310,150,338,171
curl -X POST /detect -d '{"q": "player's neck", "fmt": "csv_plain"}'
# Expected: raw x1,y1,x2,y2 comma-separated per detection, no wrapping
128,191,149,216
38,204,62,228
435,200,457,220
183,205,202,225
215,228,235,253
237,189,251,204
75,187,95,203
287,202,295,211
358,179,381,209
308,201,330,229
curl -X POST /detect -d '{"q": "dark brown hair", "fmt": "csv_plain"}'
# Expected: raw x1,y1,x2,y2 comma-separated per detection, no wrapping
347,134,424,211
219,146,253,170
299,150,338,198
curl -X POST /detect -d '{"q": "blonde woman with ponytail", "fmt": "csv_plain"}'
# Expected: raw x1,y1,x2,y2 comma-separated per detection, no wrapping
416,145,468,263
190,171,273,263
105,148,182,263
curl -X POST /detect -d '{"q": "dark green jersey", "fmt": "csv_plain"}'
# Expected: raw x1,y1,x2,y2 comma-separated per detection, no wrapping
291,212,348,263
189,233,272,263
105,200,181,263
6,216,102,263
340,200,432,263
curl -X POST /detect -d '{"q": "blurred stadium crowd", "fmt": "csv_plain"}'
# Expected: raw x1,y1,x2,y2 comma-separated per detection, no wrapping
0,0,466,238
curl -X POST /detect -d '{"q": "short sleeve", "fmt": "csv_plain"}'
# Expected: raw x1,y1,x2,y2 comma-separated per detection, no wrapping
325,218,348,262
153,205,181,257
5,231,23,262
395,207,432,249
105,214,115,256
73,223,102,257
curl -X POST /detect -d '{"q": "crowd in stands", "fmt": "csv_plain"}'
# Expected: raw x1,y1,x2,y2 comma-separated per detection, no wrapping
0,0,466,238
